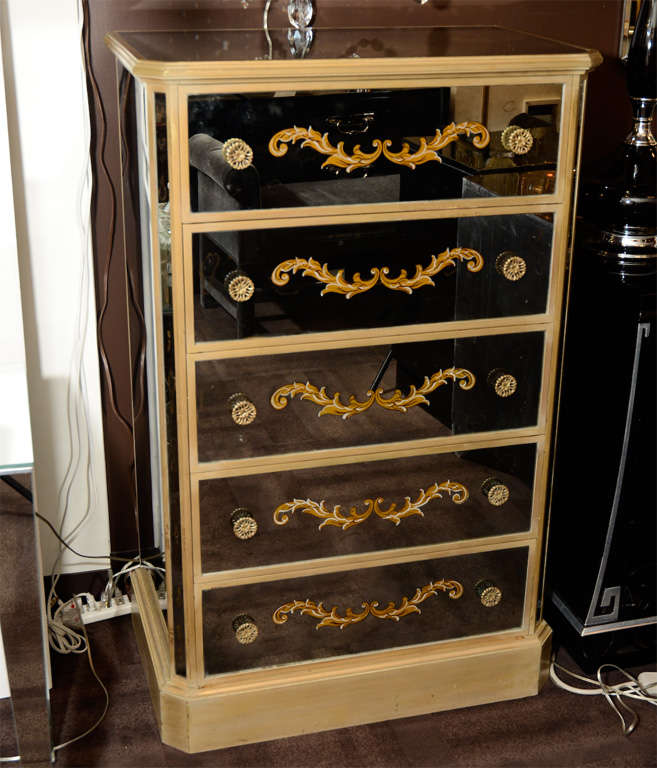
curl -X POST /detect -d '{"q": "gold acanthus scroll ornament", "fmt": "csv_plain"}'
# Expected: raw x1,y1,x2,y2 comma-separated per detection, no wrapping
270,366,476,420
271,248,484,298
272,579,464,630
268,121,490,172
273,480,468,530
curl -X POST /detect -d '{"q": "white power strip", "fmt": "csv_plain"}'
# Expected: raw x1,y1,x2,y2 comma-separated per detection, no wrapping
75,593,167,625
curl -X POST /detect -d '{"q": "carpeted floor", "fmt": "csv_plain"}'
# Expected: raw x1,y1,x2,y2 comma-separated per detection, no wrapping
3,615,653,767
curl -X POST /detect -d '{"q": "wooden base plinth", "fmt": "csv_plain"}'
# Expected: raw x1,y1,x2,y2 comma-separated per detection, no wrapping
132,569,552,753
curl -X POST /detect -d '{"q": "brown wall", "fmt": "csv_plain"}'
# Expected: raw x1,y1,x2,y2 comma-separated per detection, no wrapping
86,0,627,557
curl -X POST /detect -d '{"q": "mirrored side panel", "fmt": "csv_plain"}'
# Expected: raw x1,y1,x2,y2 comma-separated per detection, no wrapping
134,87,186,677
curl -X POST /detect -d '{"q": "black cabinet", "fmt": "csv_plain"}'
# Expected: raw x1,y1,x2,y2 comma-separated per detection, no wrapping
546,240,656,670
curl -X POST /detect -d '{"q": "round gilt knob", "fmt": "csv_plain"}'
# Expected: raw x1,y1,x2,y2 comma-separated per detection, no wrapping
507,127,533,155
475,580,502,607
228,393,257,426
232,614,258,644
481,477,510,507
222,138,254,170
225,270,255,303
501,125,534,155
496,251,527,281
487,369,518,398
231,507,258,540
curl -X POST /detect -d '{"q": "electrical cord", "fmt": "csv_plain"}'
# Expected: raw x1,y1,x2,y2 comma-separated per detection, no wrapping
51,621,109,761
36,508,156,564
550,659,657,736
47,556,164,656
2,471,158,563
100,560,164,603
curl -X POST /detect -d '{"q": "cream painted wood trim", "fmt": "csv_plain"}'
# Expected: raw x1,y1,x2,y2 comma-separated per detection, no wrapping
188,315,553,359
191,426,546,479
131,567,190,751
192,432,541,481
151,622,552,751
554,77,581,204
537,618,553,689
182,197,565,228
132,567,170,682
528,436,548,541
522,540,539,633
190,477,204,599
177,85,194,238
188,319,549,361
184,200,560,233
178,72,573,97
544,207,566,320
197,536,532,589
164,80,200,682
536,323,555,439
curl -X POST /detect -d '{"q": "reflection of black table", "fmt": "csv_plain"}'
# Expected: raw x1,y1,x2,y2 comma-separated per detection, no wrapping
0,471,51,765
441,131,557,196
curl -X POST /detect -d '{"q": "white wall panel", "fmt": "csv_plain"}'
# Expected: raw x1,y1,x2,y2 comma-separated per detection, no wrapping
1,0,110,575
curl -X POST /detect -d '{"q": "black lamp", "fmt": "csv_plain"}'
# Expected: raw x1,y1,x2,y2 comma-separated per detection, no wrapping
598,0,656,268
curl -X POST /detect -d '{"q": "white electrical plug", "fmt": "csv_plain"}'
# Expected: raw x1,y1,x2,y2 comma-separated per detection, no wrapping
638,671,657,697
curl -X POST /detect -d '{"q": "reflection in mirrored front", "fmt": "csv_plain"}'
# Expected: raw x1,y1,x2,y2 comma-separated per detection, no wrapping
199,443,537,573
194,332,544,463
202,546,529,675
187,84,561,213
192,211,553,342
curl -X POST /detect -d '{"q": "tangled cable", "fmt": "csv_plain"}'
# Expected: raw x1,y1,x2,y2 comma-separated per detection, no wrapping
550,659,657,736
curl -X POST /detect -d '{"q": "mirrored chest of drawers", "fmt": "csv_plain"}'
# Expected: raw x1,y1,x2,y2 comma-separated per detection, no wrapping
107,27,600,752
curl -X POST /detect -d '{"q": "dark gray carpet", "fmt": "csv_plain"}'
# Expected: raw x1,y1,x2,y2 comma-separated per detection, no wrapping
21,616,652,767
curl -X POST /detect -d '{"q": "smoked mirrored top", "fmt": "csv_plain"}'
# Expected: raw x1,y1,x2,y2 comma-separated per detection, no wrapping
110,26,588,64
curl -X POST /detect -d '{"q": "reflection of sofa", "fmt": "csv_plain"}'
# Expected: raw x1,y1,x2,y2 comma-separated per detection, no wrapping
189,132,404,338
187,87,456,338
189,133,402,211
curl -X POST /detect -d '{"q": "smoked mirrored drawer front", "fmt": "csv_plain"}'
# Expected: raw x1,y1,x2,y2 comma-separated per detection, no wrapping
187,84,561,214
191,211,553,342
199,444,536,573
202,546,529,675
194,332,544,462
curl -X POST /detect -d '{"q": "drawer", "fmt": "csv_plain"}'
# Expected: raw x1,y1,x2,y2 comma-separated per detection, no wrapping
194,332,544,463
190,212,553,342
202,546,529,675
187,83,562,215
199,443,536,573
